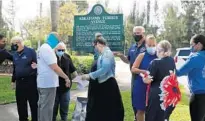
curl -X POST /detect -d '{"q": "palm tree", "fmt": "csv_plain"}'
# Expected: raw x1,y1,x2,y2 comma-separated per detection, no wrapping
50,1,59,32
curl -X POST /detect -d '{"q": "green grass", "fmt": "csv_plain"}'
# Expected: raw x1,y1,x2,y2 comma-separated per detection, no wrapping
67,86,190,121
0,75,191,121
170,86,190,121
0,76,15,104
0,76,77,104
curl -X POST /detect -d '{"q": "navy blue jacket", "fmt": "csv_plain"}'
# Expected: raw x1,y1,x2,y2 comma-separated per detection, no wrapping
12,46,37,82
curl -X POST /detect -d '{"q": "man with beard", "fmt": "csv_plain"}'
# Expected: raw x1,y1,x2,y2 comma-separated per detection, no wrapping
113,26,146,121
0,34,13,64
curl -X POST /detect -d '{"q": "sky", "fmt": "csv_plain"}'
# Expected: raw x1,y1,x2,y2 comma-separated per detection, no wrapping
1,0,180,32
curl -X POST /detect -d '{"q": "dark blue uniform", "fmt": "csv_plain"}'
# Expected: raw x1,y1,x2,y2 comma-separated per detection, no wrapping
127,42,146,68
12,46,38,121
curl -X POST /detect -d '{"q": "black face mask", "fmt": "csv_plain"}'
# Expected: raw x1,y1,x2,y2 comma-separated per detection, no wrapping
133,35,143,42
0,43,6,49
11,44,18,51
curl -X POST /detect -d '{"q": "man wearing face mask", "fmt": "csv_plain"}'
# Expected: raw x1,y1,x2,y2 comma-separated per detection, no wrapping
0,34,13,64
11,36,38,121
53,42,78,121
113,26,146,120
37,32,71,121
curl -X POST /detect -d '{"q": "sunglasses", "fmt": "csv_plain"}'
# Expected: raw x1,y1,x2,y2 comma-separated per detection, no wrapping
57,49,65,52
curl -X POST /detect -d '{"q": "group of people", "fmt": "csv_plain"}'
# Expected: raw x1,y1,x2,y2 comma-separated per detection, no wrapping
114,26,205,121
0,25,205,121
0,32,78,121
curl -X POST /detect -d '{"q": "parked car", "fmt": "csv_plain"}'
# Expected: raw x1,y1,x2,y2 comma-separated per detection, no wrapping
174,47,191,96
174,47,192,69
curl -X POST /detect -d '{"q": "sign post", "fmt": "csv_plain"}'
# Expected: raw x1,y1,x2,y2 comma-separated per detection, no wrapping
72,4,124,52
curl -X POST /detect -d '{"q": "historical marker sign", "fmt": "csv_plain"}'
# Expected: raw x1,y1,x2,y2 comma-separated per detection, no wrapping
72,4,124,52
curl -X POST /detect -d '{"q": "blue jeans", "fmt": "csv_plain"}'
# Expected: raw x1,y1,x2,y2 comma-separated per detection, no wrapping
53,90,70,121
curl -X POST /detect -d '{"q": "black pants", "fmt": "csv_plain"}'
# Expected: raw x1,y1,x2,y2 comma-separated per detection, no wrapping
190,94,205,121
16,78,38,121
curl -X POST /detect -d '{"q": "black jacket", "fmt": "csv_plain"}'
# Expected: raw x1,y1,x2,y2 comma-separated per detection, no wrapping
0,49,13,64
57,53,76,93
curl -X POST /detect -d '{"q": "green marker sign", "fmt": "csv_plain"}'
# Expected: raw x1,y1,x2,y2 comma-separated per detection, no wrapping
72,4,124,52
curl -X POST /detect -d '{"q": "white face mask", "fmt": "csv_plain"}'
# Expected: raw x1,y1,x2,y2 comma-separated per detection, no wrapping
146,47,156,55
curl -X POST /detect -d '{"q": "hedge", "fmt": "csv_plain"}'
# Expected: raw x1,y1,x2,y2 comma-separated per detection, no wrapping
71,56,94,74
0,56,94,75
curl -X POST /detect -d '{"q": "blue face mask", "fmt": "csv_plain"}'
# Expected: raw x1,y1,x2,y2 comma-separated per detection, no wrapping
46,34,59,49
147,47,156,55
56,51,64,57
190,45,196,53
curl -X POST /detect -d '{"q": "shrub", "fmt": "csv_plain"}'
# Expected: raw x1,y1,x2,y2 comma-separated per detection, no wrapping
71,56,93,74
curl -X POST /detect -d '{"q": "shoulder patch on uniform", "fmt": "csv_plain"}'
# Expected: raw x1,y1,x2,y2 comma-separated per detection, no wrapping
140,47,146,53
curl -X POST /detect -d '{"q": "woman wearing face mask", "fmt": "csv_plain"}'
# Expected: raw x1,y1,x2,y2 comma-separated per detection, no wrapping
75,38,124,121
143,40,178,121
176,34,205,121
52,42,78,121
131,35,157,121
86,33,103,120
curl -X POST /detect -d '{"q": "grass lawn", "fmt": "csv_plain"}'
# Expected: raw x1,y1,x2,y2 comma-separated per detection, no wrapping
0,76,15,104
67,86,190,121
123,86,190,121
0,75,190,121
0,76,77,104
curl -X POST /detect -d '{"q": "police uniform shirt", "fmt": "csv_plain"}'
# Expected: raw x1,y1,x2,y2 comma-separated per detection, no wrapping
127,41,146,68
12,46,37,82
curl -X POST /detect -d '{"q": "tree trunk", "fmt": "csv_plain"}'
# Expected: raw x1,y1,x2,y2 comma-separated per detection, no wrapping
147,0,150,25
0,1,3,28
50,1,59,32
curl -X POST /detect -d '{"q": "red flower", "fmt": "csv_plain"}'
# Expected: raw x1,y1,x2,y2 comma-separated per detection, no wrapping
159,71,181,110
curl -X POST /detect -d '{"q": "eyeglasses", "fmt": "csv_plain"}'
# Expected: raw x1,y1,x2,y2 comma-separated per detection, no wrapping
57,49,65,52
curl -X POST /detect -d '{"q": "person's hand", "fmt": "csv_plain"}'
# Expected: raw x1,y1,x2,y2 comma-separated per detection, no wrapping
65,78,71,87
141,70,148,75
72,74,90,83
31,62,37,69
140,71,150,78
113,52,123,57
143,77,153,84
11,82,16,90
81,74,90,80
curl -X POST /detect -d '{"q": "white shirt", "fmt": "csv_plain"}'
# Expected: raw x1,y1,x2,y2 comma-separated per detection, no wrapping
37,43,59,88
